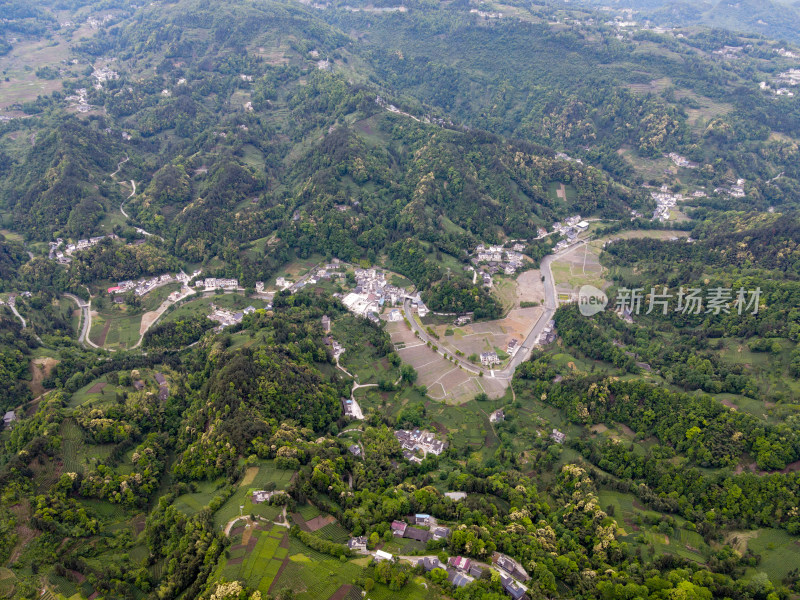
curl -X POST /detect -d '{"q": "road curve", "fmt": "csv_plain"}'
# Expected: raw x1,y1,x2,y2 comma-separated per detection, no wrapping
64,293,99,349
400,240,586,383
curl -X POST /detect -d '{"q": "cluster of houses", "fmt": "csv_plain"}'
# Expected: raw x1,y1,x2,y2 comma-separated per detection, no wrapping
91,65,118,90
392,514,451,542
552,215,589,251
760,80,796,97
416,555,478,589
494,553,531,599
667,153,698,169
472,244,525,277
49,235,118,264
714,178,746,199
395,429,447,463
154,372,170,401
347,517,535,599
713,45,744,60
108,271,194,299
65,87,91,113
341,268,414,321
252,490,287,504
534,319,556,348
197,278,240,291
555,152,584,165
650,186,680,221
777,68,800,87
207,304,256,329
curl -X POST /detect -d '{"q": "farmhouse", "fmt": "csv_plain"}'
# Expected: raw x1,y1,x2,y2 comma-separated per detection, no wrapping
348,537,368,552
494,553,530,582
481,352,500,367
404,526,430,542
391,520,407,536
448,556,472,572
3,411,17,429
415,513,432,526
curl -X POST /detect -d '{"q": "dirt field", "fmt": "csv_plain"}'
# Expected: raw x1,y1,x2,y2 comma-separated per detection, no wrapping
385,319,507,403
87,382,107,394
29,356,59,398
517,269,546,305
305,515,336,532
551,243,607,297
432,306,542,361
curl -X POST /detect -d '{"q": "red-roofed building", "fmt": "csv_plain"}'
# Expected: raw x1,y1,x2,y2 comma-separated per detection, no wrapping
108,286,121,293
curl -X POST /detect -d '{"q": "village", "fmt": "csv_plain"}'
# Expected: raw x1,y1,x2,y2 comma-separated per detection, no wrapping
346,509,533,600
49,234,118,263
394,429,447,463
551,215,589,252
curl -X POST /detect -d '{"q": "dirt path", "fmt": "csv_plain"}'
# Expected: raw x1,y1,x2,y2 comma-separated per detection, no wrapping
135,287,196,348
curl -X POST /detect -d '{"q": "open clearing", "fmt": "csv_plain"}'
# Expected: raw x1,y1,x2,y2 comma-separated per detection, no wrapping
385,319,506,402
29,356,59,397
551,243,607,298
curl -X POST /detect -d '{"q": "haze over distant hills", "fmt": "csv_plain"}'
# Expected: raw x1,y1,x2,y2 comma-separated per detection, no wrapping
570,0,800,42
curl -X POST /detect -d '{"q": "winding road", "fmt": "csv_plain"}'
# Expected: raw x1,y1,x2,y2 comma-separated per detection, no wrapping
64,293,99,349
402,240,585,381
7,296,44,343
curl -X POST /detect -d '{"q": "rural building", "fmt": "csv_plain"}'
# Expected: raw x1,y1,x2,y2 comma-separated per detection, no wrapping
391,520,407,536
447,569,472,588
481,352,500,367
551,429,566,444
404,527,430,542
448,556,471,572
374,550,393,562
494,553,530,582
321,315,331,332
500,574,529,600
348,537,367,552
417,557,446,572
490,409,505,423
431,526,451,540
3,411,17,429
415,513,432,526
348,444,362,457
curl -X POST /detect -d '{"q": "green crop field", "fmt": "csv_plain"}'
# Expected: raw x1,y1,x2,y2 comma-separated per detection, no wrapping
216,525,288,596
175,479,226,515
742,528,800,582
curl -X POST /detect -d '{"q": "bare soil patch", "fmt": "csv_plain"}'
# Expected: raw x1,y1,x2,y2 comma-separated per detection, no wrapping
97,320,111,347
305,515,336,532
29,356,59,397
87,382,107,394
329,584,354,600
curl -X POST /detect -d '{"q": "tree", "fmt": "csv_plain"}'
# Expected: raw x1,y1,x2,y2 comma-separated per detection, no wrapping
400,364,418,385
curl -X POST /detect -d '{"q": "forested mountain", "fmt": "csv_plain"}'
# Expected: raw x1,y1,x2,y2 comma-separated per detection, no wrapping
1,0,800,599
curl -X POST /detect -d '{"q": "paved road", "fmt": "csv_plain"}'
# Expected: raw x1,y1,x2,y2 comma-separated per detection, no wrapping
7,297,27,329
64,293,98,349
401,239,589,382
